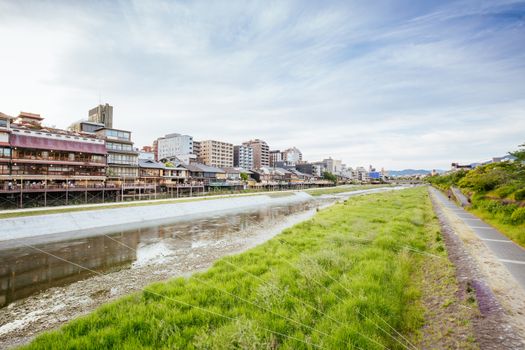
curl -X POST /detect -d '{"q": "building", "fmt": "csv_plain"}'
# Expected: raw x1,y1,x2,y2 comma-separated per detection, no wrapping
69,120,105,134
88,104,113,128
0,112,107,189
199,140,233,168
269,150,282,167
243,139,269,169
95,127,139,178
323,157,342,174
234,145,254,169
296,163,322,177
282,147,302,165
156,133,194,162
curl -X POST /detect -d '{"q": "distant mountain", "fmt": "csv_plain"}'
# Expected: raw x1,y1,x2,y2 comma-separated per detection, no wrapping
387,169,445,177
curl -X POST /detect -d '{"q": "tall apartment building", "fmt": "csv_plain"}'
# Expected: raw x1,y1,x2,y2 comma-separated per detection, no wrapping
156,133,193,161
95,127,139,178
243,139,269,169
88,104,113,128
269,150,282,166
199,140,233,168
233,145,254,169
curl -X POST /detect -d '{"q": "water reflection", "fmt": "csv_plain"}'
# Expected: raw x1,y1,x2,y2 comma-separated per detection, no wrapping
0,201,318,307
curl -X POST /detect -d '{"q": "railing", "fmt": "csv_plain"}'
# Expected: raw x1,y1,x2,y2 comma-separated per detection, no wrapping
11,155,105,164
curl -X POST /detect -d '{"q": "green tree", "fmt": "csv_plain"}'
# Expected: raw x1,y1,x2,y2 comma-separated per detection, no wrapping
510,142,525,161
323,171,337,184
240,172,249,181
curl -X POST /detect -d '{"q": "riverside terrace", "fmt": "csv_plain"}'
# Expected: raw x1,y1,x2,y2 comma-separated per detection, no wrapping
0,112,333,209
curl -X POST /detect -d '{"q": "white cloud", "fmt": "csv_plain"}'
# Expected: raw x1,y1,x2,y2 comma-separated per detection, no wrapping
0,0,523,169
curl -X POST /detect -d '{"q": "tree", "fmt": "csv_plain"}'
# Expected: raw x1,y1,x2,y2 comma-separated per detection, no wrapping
510,142,525,162
240,172,249,181
323,171,337,184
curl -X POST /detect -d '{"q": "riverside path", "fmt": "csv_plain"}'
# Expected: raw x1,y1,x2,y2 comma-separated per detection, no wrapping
430,187,525,289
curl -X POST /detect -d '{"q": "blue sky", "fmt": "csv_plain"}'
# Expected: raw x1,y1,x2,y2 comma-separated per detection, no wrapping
0,0,524,169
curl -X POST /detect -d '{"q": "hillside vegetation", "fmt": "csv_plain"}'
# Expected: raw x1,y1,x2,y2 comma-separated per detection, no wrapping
427,143,525,246
22,188,453,350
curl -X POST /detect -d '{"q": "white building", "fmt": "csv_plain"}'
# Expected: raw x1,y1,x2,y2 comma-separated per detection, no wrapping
156,133,193,161
282,147,302,165
323,157,342,174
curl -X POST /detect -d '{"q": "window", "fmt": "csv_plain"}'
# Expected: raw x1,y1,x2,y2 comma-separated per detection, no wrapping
0,147,11,158
0,120,7,128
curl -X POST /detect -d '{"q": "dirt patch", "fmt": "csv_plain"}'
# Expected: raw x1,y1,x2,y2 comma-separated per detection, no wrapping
429,188,525,349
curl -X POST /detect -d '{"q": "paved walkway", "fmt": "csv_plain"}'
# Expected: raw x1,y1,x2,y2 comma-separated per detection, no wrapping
431,187,525,289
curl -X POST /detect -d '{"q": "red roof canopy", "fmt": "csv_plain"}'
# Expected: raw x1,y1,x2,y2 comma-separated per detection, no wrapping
10,133,107,154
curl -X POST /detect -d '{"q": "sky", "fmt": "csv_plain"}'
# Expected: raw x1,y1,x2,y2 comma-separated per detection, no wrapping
0,0,524,170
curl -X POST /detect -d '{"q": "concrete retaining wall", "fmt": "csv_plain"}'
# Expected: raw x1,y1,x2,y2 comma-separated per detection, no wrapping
0,192,313,242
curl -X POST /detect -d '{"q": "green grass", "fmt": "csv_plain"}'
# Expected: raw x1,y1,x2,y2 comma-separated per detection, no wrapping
305,184,384,196
22,187,442,349
468,207,525,247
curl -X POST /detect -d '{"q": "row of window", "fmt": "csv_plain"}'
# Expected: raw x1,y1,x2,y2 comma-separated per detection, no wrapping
107,142,133,151
0,164,105,176
6,149,105,163
109,167,138,177
108,154,138,165
105,130,131,141
0,147,11,158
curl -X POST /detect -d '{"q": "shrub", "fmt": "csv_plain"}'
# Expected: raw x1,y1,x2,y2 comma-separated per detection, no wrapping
495,184,518,198
514,189,525,201
511,207,525,224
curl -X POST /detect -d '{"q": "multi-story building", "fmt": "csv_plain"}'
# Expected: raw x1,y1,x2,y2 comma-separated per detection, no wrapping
282,147,302,165
0,112,107,187
199,140,233,168
88,103,113,128
69,120,105,134
269,150,282,167
156,133,193,161
296,163,323,177
234,145,254,169
322,157,342,174
95,127,139,178
243,139,269,169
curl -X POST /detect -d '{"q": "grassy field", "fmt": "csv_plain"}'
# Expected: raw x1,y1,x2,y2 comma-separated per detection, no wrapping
22,187,447,349
304,184,384,196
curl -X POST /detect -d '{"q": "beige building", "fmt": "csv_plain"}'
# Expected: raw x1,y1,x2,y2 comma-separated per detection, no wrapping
199,140,233,168
88,103,113,128
243,139,269,169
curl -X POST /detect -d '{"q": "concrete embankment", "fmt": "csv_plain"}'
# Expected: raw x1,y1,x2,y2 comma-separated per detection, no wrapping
0,192,313,242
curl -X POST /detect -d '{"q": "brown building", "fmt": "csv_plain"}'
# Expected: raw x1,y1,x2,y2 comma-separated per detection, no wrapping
199,140,233,168
243,139,269,169
0,111,107,192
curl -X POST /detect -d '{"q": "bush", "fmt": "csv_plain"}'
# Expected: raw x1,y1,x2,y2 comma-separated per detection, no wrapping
495,184,518,198
514,189,525,201
511,207,525,224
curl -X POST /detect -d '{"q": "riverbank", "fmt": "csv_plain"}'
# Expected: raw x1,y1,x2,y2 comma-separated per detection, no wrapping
20,187,475,349
0,192,312,242
0,184,376,220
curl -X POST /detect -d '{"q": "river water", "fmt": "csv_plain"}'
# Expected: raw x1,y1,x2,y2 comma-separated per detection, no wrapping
0,200,325,308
